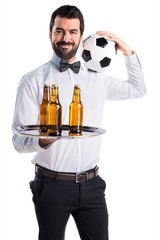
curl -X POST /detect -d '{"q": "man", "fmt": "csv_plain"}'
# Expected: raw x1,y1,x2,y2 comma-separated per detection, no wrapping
12,4,146,240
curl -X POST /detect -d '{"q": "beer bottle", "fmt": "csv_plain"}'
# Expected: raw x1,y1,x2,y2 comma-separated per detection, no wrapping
48,84,62,136
40,84,50,133
69,85,83,134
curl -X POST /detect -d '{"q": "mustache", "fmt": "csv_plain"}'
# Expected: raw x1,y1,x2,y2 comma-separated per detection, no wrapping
57,41,74,46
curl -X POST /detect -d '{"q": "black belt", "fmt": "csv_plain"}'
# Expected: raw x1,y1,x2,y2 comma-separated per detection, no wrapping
35,164,99,183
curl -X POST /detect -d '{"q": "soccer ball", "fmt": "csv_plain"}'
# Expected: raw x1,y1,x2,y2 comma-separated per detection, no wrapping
81,34,116,72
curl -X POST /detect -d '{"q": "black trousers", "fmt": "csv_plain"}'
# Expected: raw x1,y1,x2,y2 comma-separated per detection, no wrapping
30,174,109,240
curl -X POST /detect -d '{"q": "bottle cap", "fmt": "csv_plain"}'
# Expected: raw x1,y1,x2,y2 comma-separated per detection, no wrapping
44,83,50,87
74,84,81,89
51,84,58,88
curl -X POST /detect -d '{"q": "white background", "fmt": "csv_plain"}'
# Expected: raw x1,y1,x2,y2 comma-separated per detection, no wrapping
0,0,159,239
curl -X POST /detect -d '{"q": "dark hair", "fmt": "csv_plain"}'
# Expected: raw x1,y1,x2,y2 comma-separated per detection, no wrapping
49,5,85,36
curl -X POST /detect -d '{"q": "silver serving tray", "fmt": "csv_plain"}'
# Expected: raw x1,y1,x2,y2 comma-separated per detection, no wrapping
16,125,106,139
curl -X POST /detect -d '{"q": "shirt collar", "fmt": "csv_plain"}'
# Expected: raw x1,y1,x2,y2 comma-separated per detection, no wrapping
50,53,61,67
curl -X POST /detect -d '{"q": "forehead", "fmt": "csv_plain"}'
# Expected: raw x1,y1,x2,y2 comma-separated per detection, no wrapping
53,17,80,31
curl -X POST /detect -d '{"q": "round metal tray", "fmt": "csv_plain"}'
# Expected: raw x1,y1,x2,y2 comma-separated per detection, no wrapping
16,125,106,139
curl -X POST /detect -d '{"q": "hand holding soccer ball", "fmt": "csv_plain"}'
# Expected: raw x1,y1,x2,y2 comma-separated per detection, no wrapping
96,31,133,56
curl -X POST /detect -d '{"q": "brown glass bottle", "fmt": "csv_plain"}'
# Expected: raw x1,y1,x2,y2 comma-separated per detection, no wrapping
48,84,62,136
69,85,83,134
40,84,50,133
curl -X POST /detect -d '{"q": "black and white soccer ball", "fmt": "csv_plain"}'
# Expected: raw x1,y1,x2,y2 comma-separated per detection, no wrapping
81,34,116,72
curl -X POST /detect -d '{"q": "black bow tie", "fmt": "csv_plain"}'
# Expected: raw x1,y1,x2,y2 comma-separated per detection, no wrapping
60,60,81,74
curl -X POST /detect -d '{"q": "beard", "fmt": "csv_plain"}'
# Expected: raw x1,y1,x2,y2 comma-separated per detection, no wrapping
52,41,80,60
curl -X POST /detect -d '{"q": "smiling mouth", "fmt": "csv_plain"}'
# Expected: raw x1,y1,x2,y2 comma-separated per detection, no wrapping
58,41,73,47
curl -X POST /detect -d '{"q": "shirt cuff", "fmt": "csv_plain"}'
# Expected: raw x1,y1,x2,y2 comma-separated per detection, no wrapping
124,51,142,67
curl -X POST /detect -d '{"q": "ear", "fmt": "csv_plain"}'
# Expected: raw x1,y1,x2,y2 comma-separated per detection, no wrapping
49,31,52,40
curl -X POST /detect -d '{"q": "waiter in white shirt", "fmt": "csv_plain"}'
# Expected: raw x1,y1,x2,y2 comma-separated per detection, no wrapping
12,5,146,240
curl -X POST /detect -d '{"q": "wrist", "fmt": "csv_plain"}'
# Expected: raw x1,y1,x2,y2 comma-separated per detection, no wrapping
39,139,49,148
123,49,133,56
39,138,58,149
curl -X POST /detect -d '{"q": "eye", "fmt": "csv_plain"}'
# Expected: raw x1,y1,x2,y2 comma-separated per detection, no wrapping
54,29,63,35
70,30,78,35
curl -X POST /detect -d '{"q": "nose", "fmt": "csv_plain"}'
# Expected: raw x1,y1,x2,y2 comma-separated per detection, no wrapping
63,32,70,42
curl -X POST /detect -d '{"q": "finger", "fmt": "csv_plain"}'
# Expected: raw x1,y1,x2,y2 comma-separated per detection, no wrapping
96,31,117,37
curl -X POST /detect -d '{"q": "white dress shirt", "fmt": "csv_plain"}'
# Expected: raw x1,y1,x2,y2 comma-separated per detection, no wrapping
12,52,146,172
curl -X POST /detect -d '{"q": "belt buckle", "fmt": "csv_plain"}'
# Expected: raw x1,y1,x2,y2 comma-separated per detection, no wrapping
75,172,88,183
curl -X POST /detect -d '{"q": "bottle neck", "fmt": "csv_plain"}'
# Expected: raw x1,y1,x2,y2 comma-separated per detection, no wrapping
50,87,60,103
43,86,50,101
72,87,81,102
